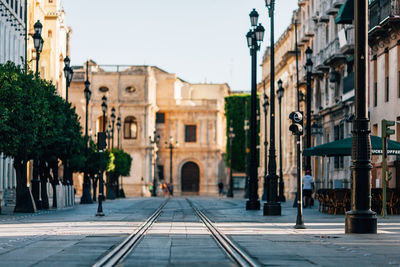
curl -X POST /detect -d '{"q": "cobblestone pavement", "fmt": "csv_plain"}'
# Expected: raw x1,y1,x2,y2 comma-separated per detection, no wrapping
0,197,398,267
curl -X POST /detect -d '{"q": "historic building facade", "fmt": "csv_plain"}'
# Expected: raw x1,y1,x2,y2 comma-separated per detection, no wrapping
69,61,229,197
368,0,400,188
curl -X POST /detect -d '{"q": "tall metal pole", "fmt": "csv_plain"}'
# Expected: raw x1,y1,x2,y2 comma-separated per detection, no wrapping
305,52,312,173
262,82,269,201
345,0,377,234
278,94,285,202
294,12,305,229
81,61,92,204
246,37,260,211
227,123,234,198
244,100,249,199
264,0,281,215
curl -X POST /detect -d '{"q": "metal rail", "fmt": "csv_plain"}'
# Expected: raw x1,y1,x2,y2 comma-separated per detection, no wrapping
186,199,260,267
92,198,169,267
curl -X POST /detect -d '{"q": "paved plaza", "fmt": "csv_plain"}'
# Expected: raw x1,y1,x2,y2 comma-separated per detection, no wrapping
0,197,398,266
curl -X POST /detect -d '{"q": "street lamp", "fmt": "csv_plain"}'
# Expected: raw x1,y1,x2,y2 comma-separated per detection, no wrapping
107,123,112,150
96,95,107,216
150,131,160,197
111,108,116,149
305,47,313,174
246,9,264,210
227,123,235,198
116,117,121,149
63,56,74,103
345,0,377,234
264,0,281,216
276,79,285,202
33,20,43,75
81,61,92,204
165,136,178,196
262,89,269,201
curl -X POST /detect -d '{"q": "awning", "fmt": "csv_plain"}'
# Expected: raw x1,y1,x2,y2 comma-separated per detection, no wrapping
335,0,354,24
303,135,400,157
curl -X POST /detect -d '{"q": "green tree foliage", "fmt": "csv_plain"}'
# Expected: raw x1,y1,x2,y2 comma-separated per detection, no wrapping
224,94,259,172
0,62,86,212
110,148,132,177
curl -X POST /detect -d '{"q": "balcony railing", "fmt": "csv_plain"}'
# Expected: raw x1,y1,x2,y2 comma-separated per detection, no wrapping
324,38,346,65
369,0,400,30
339,27,355,54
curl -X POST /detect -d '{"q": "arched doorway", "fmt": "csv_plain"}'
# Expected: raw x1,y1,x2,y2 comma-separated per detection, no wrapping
181,162,200,194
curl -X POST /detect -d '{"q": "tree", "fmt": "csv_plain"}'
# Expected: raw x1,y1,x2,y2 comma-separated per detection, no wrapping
108,148,132,197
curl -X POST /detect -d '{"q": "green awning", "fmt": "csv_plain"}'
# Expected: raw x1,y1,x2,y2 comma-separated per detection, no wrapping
303,135,400,157
335,0,354,24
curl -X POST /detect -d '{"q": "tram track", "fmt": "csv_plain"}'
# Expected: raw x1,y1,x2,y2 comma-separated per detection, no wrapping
93,198,260,267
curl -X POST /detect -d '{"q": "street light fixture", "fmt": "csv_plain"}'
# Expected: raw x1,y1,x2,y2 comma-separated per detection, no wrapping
116,117,121,149
64,56,74,103
96,95,107,216
305,47,313,174
276,79,285,202
150,131,160,197
81,60,92,204
165,136,178,196
111,108,116,149
246,8,264,210
263,0,281,216
33,20,43,75
227,123,235,198
262,89,269,201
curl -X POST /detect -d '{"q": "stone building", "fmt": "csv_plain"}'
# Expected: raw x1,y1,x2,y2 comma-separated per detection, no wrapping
27,0,70,96
0,0,26,209
368,0,400,188
69,61,229,197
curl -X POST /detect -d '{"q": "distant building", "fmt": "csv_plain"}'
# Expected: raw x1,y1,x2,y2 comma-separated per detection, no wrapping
69,61,229,196
368,0,400,188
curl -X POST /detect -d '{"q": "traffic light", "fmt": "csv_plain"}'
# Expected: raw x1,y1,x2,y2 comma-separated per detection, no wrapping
289,111,303,135
382,119,395,138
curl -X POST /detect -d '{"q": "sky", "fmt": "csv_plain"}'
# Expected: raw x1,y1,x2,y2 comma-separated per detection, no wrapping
61,0,298,92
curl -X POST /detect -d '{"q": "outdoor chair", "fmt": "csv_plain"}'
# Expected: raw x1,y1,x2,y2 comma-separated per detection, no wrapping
316,189,324,212
332,189,349,215
371,188,382,214
387,188,400,215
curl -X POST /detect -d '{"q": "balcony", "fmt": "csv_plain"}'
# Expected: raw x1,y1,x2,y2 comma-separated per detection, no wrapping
369,0,400,30
324,38,346,66
305,18,315,37
315,50,330,72
319,3,330,22
300,24,311,43
327,0,340,15
339,27,355,54
333,0,345,8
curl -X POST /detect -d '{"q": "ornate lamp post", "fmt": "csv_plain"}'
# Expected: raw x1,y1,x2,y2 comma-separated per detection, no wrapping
116,117,121,149
345,0,377,234
305,47,313,174
245,8,265,210
165,136,178,196
111,108,116,149
227,123,235,198
81,61,92,204
33,20,43,75
150,131,160,197
276,79,285,202
63,56,74,103
262,89,269,201
107,124,112,150
96,96,107,216
264,0,281,216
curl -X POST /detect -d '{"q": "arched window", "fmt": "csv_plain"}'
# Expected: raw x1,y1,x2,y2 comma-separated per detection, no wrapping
124,116,137,139
125,86,136,93
99,86,109,93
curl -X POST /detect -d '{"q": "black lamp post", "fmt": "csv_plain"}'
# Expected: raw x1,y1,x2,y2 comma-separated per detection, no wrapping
264,0,281,216
33,20,43,75
276,79,285,202
63,56,74,103
165,136,178,196
116,117,121,149
107,124,112,150
245,8,264,210
150,131,160,197
262,90,269,201
96,96,107,216
345,0,377,234
111,108,116,149
227,123,235,198
81,61,92,204
305,47,313,174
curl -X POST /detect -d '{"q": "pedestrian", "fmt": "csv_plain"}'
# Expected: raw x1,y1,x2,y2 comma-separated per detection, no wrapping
218,182,224,197
302,170,315,208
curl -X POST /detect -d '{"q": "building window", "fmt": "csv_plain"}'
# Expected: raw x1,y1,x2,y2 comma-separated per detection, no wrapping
374,82,378,107
156,112,165,124
124,116,137,139
386,76,389,102
185,125,196,142
125,86,136,93
99,86,109,93
157,165,164,180
325,78,329,104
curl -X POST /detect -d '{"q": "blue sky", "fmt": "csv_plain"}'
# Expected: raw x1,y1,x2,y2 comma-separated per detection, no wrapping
61,0,298,91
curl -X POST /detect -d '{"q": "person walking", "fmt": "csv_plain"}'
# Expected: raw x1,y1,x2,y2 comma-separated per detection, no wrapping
218,182,224,197
302,170,314,208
